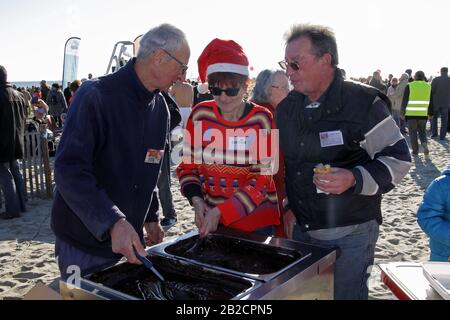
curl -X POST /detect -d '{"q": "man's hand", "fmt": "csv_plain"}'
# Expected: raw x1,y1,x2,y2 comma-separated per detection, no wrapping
313,167,356,195
144,222,164,246
192,196,207,229
110,218,145,264
400,114,405,120
283,209,297,240
199,207,221,238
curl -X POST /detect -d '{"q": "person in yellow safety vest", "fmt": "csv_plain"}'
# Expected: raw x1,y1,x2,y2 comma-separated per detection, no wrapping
401,70,431,156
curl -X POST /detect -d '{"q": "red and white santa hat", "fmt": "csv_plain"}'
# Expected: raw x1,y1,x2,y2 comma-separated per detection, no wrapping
197,38,249,93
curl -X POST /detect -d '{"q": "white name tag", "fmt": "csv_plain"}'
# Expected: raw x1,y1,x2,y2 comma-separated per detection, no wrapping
305,102,321,109
319,130,344,148
229,137,247,151
144,148,164,164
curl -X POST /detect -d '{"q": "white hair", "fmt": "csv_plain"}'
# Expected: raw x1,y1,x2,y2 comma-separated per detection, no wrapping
137,23,187,59
251,69,286,104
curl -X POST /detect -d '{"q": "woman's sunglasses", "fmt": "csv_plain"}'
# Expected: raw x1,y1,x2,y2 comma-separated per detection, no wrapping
208,86,241,97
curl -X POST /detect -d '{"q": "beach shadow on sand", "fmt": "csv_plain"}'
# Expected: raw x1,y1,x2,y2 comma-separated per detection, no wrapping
410,141,449,190
0,198,55,244
409,156,441,190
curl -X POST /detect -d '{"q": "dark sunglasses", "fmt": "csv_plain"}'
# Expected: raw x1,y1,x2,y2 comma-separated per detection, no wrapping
162,49,188,74
278,60,300,71
208,86,241,97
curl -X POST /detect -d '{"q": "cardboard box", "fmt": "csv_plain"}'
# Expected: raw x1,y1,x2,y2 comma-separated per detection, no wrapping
23,282,63,300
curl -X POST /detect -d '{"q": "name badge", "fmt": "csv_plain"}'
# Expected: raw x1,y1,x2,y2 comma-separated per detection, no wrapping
305,102,321,109
144,148,164,164
229,137,247,151
319,130,344,148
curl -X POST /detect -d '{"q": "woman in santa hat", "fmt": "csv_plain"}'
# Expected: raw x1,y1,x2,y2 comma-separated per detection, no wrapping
176,39,280,237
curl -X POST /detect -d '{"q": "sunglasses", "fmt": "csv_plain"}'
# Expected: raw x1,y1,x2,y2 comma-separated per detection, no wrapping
162,49,188,74
278,60,300,71
208,86,241,97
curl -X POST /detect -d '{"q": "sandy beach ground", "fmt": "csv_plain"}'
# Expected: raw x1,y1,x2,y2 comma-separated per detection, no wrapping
1,136,449,300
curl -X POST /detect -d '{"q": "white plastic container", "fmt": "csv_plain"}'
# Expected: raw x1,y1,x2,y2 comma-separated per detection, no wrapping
422,262,450,300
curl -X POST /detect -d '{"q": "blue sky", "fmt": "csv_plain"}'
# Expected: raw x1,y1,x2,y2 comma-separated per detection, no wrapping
1,0,449,81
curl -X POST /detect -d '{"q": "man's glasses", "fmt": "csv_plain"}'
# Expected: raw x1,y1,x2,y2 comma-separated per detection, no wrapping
208,86,241,97
278,60,300,71
162,49,188,74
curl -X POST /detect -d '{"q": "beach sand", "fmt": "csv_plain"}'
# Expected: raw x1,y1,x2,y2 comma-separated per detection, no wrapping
1,137,449,300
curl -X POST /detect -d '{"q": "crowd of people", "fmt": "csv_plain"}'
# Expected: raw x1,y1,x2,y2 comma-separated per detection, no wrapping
1,22,449,300
0,73,92,221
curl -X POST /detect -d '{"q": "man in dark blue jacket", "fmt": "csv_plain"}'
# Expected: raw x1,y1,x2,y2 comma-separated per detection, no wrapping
430,67,450,140
276,24,411,299
51,23,190,279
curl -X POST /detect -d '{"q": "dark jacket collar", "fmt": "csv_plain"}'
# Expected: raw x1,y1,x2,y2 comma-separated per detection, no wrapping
286,68,344,121
112,57,158,105
0,82,12,89
319,68,344,116
161,91,181,131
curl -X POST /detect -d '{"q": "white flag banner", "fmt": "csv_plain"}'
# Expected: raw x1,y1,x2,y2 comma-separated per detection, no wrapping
62,37,81,89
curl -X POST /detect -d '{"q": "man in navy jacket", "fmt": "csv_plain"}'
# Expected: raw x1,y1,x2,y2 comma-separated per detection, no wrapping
51,23,190,279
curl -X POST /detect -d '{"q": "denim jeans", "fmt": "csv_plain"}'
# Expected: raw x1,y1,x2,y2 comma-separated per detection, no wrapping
157,150,176,219
293,219,379,300
407,119,428,153
392,110,407,133
431,108,449,139
0,160,26,215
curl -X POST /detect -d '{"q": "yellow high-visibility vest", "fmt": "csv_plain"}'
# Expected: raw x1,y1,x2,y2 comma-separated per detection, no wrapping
405,81,431,117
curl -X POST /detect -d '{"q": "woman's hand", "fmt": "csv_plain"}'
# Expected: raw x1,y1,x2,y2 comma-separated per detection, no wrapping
144,222,164,246
192,196,207,229
199,207,221,238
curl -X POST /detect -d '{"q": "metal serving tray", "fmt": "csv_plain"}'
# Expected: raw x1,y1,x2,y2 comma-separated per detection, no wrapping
149,228,312,282
66,253,259,300
60,228,336,300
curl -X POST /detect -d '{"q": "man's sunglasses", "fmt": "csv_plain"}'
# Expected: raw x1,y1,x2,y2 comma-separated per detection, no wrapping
208,86,241,97
278,60,300,71
162,49,188,74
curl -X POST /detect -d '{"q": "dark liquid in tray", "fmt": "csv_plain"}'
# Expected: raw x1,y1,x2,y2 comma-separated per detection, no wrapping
165,234,303,274
87,255,252,300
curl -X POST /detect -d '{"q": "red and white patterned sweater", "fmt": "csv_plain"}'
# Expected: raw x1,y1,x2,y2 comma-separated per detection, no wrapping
176,100,280,232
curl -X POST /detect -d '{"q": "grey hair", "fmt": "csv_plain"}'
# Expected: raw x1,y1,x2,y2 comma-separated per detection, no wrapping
284,24,339,66
399,73,409,81
251,69,286,104
137,23,187,59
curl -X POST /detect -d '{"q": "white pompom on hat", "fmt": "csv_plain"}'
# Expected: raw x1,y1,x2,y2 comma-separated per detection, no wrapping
196,38,249,90
197,82,210,94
